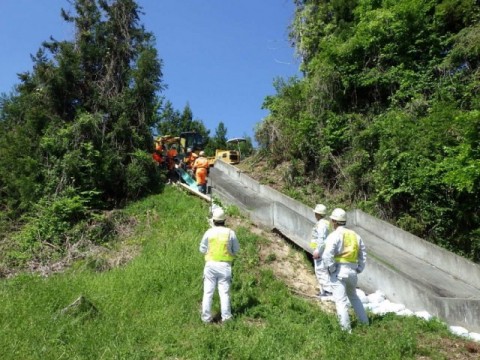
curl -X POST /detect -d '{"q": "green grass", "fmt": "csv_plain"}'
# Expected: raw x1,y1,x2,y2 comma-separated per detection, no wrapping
0,187,468,359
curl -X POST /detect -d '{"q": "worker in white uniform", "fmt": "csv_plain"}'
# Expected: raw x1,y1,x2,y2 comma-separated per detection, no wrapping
322,208,369,332
199,207,240,323
310,204,332,297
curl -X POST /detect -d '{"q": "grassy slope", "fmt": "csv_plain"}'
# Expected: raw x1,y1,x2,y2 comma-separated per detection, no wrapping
0,187,478,359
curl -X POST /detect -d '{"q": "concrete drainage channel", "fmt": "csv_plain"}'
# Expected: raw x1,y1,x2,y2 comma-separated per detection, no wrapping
208,160,480,336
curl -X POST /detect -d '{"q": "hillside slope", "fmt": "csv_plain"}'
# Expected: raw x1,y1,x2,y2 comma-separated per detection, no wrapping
1,187,479,359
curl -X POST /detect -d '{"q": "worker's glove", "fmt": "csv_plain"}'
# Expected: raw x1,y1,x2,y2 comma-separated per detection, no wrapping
328,265,337,275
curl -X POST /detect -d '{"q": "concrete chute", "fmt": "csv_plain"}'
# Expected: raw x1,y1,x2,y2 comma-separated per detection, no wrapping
208,160,480,333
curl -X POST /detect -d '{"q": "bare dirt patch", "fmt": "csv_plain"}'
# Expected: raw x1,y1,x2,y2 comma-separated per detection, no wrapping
230,216,336,315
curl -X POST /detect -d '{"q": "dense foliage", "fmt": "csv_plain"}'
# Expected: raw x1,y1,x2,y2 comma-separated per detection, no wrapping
0,0,164,252
256,0,480,261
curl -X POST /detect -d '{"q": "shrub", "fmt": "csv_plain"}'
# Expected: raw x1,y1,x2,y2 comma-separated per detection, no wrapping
126,150,164,200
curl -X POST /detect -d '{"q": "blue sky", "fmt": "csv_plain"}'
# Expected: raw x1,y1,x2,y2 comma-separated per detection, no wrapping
0,0,301,140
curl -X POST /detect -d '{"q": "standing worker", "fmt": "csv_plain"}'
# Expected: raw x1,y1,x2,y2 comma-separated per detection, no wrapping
192,151,209,194
166,144,178,168
184,147,198,174
152,141,166,168
322,208,369,332
199,207,240,323
166,144,179,182
310,204,332,298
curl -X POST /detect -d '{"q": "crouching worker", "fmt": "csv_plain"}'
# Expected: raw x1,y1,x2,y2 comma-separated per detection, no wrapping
199,208,240,323
322,208,369,332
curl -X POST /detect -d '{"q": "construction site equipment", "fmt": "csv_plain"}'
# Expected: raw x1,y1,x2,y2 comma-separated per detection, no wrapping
226,138,246,163
153,131,206,158
153,132,243,169
213,149,240,165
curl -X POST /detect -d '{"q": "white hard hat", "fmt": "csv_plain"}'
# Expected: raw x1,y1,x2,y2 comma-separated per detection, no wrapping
314,204,327,215
212,207,226,222
330,208,347,222
199,151,205,156
187,147,192,152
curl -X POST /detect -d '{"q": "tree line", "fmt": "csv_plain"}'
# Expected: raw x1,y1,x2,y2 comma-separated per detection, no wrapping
0,0,250,267
255,0,479,262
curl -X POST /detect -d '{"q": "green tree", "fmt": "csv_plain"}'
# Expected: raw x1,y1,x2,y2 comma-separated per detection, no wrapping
256,0,480,261
157,100,182,136
157,102,209,140
205,121,228,155
0,0,164,234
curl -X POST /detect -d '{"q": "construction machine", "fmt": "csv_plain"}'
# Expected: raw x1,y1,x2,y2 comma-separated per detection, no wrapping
201,137,245,167
154,131,204,157
222,137,246,165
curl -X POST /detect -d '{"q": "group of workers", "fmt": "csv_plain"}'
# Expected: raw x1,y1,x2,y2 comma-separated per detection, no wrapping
152,142,179,181
155,140,368,331
310,204,369,332
152,143,209,194
199,202,369,332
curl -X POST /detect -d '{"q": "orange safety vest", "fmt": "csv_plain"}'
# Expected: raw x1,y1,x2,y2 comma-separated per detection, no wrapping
185,152,198,168
152,151,163,164
194,157,209,185
193,156,209,169
167,149,178,170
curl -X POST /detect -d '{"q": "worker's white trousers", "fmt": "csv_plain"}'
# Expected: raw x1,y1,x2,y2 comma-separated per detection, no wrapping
314,259,331,293
329,267,369,331
202,261,232,323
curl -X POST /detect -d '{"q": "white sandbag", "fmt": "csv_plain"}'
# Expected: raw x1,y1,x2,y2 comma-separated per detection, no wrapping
396,309,414,317
414,311,433,321
356,288,369,304
467,332,480,342
449,326,469,337
367,290,386,304
382,302,406,314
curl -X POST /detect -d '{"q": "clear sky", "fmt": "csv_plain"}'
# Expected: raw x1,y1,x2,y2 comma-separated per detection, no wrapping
0,0,301,140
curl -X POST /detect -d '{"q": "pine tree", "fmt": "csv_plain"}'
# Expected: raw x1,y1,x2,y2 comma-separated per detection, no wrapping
157,102,210,140
0,0,165,220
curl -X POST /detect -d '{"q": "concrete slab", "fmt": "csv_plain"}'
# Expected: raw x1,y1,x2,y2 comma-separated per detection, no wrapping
352,225,480,300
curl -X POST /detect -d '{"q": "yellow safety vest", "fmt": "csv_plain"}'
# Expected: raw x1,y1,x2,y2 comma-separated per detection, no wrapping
334,229,359,264
205,227,234,262
310,218,332,249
